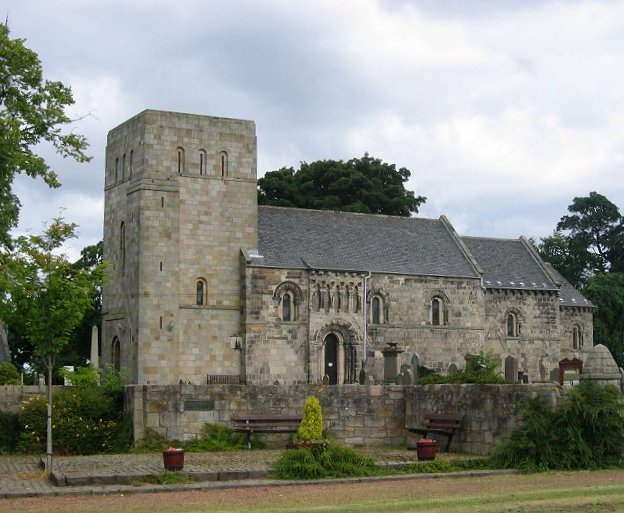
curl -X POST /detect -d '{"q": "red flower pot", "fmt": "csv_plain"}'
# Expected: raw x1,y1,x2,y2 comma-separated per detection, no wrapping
416,439,436,461
163,448,185,470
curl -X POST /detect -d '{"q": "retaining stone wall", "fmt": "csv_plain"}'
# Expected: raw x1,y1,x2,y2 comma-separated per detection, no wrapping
0,385,63,413
125,382,563,455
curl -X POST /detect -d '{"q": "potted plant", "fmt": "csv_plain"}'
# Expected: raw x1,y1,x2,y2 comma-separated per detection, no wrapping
163,446,185,470
416,438,436,461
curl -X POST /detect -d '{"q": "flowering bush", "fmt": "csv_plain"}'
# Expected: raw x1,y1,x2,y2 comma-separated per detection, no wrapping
17,386,132,455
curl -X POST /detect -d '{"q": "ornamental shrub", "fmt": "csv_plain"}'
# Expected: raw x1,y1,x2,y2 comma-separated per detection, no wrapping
17,385,133,455
0,362,20,385
296,396,324,442
272,443,380,480
184,423,250,452
493,381,624,470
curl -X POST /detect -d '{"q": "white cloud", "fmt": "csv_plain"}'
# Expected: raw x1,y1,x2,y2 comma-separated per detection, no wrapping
6,0,624,250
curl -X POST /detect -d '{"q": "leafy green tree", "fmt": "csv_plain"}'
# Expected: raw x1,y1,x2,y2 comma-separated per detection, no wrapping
6,241,103,376
536,232,588,288
0,218,106,471
583,273,624,367
554,192,624,279
0,23,89,247
258,154,426,216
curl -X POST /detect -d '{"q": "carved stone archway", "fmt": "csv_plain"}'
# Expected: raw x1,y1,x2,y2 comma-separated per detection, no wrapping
315,320,361,384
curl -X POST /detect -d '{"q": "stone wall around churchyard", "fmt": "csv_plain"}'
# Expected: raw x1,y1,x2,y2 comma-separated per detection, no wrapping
125,382,564,455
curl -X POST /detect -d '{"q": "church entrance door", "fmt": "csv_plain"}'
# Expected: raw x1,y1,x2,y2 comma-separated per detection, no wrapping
324,334,338,384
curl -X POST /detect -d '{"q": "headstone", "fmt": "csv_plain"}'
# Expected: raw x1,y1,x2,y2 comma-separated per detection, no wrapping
322,374,330,385
90,325,99,369
382,342,404,383
0,322,10,362
403,368,414,385
447,363,458,376
395,372,405,385
504,355,518,382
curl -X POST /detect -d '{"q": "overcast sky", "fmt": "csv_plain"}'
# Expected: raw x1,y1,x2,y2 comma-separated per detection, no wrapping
4,0,624,260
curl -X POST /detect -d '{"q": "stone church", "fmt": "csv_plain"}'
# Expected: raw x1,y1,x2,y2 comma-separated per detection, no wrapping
101,110,593,386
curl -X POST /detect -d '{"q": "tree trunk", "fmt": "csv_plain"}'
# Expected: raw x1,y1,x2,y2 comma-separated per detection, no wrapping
45,355,54,474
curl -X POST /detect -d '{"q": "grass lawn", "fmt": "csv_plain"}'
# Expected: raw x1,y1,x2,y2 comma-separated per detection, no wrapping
4,469,624,513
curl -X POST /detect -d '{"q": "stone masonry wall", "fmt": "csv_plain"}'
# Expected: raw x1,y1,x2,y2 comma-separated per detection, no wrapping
125,382,563,455
483,289,561,381
0,385,63,413
405,383,565,454
103,111,257,385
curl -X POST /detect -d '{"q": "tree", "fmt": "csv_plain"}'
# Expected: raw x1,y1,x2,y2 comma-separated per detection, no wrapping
556,192,624,277
583,273,624,368
257,154,426,216
60,241,104,370
0,23,89,247
0,218,105,472
536,231,588,288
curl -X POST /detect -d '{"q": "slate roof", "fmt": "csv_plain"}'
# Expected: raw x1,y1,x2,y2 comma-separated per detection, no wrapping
252,206,592,308
255,206,480,278
542,263,594,308
461,236,559,292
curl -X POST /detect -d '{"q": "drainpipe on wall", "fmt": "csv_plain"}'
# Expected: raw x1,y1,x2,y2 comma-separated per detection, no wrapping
362,270,372,372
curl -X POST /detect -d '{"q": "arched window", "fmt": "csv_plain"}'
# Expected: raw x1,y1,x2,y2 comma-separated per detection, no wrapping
111,337,121,372
196,279,206,306
431,297,441,326
120,221,126,271
129,150,134,178
176,147,185,174
372,296,381,324
572,325,584,350
199,149,206,175
507,312,518,337
122,153,126,181
220,151,228,177
282,292,292,321
115,157,119,183
429,293,449,326
274,281,303,322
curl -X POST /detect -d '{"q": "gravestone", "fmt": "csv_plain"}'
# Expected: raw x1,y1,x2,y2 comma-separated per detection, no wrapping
0,322,10,363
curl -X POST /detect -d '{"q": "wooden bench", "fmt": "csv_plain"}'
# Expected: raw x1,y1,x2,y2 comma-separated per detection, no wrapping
231,414,302,449
407,413,464,451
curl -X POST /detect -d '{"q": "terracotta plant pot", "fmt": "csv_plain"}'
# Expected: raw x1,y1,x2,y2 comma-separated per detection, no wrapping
163,448,184,470
416,439,436,461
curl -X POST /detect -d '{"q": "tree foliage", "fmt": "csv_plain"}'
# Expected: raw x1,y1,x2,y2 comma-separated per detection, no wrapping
0,217,106,470
6,240,103,375
493,381,624,470
539,192,624,286
258,154,426,216
0,219,104,366
0,23,89,247
583,273,624,367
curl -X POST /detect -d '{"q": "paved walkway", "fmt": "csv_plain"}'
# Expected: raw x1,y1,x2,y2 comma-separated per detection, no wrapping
0,450,507,499
0,451,283,498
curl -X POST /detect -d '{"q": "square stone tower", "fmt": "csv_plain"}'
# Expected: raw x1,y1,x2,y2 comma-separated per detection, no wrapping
101,110,257,384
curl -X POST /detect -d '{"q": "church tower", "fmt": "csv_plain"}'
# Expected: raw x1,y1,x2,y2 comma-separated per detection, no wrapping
101,110,257,384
